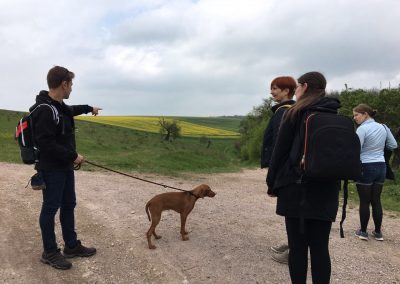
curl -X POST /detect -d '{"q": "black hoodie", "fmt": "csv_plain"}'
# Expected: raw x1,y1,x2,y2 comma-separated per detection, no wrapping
30,90,93,171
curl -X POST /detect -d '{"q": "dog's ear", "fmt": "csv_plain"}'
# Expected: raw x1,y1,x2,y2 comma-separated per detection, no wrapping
199,184,208,198
193,184,209,198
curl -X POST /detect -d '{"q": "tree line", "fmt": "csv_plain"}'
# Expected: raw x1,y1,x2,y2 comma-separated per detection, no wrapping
238,88,400,167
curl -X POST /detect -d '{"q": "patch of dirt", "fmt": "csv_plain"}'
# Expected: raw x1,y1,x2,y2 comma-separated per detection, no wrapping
1,162,399,283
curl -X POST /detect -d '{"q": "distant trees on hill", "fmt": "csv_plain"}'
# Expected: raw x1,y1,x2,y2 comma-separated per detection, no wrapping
159,118,181,141
239,88,400,168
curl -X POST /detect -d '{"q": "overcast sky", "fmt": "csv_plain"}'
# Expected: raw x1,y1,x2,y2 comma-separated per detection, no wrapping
1,0,399,116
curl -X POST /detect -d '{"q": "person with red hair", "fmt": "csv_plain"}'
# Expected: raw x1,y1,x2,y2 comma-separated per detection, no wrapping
260,76,296,264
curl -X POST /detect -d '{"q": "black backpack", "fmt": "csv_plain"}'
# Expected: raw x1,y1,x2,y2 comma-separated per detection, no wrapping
299,110,361,238
300,111,361,181
15,104,59,164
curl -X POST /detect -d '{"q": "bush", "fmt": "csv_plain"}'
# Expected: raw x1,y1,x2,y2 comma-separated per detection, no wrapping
238,98,273,163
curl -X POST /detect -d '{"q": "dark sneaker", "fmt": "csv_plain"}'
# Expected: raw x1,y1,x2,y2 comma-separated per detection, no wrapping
41,249,72,270
271,249,289,264
355,229,368,241
63,240,96,258
372,231,384,241
270,244,289,254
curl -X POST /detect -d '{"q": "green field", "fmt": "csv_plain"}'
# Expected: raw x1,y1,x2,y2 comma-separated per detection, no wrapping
1,109,245,175
76,116,240,138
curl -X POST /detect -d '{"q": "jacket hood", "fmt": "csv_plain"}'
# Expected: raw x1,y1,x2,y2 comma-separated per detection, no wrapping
29,90,59,112
307,96,341,113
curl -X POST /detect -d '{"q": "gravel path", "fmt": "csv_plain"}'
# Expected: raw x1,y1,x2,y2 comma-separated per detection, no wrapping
1,162,399,283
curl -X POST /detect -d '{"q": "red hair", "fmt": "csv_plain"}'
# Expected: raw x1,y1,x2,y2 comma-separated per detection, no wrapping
270,76,296,97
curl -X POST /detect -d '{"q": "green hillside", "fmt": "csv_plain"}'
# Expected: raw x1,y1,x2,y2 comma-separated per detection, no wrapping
0,109,26,163
1,109,246,175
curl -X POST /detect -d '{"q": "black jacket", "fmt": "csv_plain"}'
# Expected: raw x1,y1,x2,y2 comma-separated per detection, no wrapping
30,91,93,171
260,100,295,168
266,97,341,222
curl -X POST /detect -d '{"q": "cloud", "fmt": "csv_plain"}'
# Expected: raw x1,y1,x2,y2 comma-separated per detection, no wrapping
0,0,399,115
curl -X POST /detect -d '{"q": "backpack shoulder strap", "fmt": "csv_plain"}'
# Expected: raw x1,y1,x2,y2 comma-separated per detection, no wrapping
276,104,292,112
30,103,60,125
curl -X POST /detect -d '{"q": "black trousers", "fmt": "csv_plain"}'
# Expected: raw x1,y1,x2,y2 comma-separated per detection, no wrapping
285,217,332,284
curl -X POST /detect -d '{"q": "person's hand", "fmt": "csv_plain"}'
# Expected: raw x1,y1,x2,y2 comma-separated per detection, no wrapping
74,154,84,165
267,186,276,197
91,107,102,116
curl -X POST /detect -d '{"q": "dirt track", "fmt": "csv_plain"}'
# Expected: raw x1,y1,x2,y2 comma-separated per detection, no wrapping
1,162,399,284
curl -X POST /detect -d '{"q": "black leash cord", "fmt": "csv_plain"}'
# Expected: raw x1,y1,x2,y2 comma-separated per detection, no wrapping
82,160,191,194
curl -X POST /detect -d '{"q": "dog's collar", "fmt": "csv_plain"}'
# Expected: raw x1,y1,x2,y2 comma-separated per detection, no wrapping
187,192,200,199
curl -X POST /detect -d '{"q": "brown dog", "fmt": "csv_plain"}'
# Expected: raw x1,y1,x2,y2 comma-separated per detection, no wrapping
145,184,216,249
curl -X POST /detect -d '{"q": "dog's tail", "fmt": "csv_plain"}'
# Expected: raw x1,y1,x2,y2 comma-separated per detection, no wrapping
145,202,151,221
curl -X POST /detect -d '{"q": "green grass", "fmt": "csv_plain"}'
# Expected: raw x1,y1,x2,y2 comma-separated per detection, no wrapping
74,120,243,175
0,109,27,163
1,109,244,175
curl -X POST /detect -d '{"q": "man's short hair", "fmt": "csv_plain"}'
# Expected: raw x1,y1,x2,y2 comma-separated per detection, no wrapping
47,66,75,89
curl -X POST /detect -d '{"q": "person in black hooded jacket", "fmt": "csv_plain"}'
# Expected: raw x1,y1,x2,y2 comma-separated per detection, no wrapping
260,76,296,263
267,72,340,284
260,76,296,168
32,66,102,270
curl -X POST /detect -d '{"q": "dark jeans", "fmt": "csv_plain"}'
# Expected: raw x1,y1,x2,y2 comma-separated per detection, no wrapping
358,162,386,185
285,217,332,284
39,170,77,253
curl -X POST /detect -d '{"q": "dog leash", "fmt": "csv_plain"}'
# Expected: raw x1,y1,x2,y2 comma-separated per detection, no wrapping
81,160,197,197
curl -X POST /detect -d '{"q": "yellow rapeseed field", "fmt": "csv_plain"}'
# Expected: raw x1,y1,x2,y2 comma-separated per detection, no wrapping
76,116,239,138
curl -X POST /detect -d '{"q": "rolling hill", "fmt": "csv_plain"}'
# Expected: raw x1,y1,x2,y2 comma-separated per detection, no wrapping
0,109,245,174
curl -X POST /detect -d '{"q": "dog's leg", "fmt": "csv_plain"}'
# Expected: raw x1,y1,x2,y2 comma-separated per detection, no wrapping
147,211,162,249
180,213,189,241
153,230,162,239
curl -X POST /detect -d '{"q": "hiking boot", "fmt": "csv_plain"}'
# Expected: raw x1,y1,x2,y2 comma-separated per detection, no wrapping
40,249,72,270
270,243,289,254
355,229,368,241
372,230,384,241
63,240,96,258
271,249,289,264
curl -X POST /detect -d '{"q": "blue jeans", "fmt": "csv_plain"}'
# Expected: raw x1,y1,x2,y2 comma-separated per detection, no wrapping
357,162,386,185
39,170,77,253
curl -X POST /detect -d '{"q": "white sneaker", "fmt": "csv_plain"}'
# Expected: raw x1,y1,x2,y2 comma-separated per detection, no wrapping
270,244,289,254
271,249,289,264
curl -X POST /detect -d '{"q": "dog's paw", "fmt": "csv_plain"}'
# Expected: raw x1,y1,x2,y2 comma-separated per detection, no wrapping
149,245,157,249
182,236,189,241
155,235,162,239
